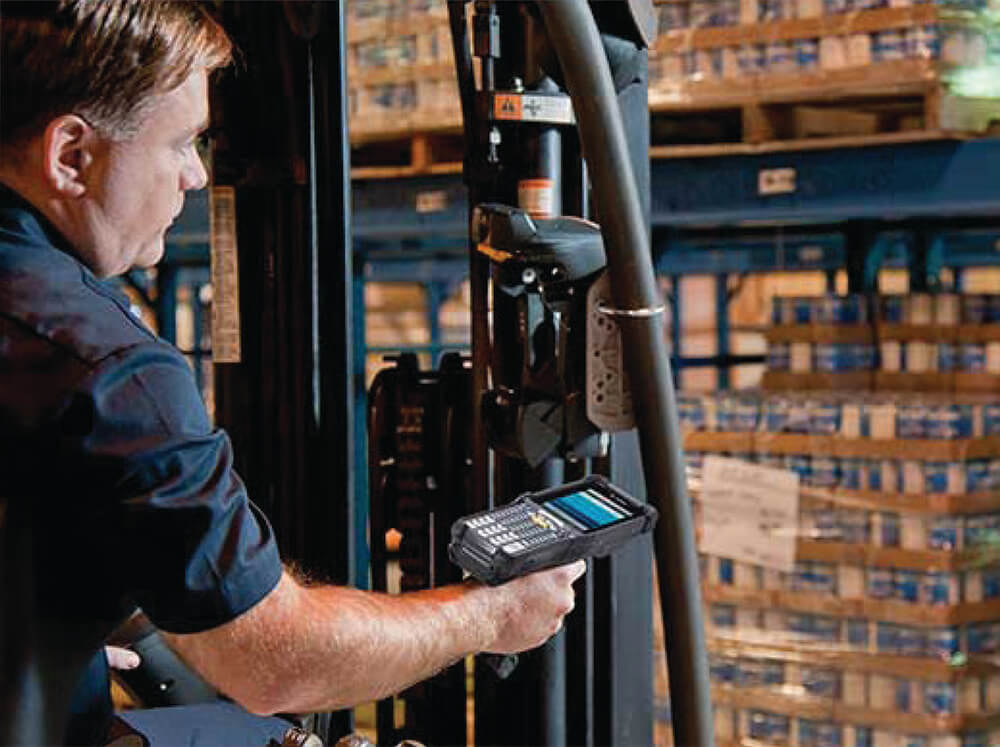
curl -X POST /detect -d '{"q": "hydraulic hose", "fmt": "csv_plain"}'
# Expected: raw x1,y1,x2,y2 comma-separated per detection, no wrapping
535,2,715,744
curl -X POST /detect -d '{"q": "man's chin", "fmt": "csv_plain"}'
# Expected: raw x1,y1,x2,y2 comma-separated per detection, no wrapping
134,241,167,270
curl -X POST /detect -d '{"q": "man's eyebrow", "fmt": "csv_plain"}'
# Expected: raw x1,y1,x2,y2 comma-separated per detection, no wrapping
182,118,211,140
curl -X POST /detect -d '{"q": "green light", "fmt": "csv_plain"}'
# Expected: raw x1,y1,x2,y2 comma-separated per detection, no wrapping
947,66,1000,100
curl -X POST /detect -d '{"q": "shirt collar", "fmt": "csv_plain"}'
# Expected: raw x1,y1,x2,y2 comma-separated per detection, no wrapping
0,181,134,308
0,180,84,259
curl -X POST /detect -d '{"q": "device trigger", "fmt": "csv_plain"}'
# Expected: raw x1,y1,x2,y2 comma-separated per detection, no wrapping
483,653,519,679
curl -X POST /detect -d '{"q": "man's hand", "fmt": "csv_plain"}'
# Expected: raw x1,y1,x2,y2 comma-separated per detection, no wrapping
163,563,587,715
481,560,587,655
105,646,140,671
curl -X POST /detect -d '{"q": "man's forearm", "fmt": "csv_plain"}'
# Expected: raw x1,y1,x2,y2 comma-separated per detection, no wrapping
165,570,502,714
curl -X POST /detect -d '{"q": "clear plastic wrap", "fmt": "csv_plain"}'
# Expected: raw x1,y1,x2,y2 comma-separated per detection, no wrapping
346,0,458,139
678,386,1000,746
762,293,1000,392
649,0,1000,141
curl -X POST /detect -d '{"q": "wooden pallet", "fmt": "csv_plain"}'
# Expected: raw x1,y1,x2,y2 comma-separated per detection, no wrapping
648,2,1000,151
350,129,464,179
650,59,1000,150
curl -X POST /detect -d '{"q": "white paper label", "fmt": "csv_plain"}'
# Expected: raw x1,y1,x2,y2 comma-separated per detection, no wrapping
522,94,573,123
700,455,799,572
210,186,241,363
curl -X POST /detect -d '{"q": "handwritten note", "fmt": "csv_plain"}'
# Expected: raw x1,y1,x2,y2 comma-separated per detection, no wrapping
700,455,799,572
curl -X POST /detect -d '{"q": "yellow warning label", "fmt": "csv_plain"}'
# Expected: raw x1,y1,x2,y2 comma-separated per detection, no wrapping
518,178,556,219
477,243,512,263
494,93,522,121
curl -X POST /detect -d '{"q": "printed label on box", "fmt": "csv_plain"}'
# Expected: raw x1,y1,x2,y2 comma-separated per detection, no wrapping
700,455,800,572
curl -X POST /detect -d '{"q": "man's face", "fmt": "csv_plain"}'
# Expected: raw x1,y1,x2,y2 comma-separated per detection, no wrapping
82,70,210,277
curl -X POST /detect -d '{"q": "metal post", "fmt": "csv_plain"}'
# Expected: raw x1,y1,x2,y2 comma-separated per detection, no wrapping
716,274,730,390
156,264,178,344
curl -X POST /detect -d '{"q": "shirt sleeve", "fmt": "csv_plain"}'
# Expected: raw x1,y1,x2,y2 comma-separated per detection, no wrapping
56,341,283,634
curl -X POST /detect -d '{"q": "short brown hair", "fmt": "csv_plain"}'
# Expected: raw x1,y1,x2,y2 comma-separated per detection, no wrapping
1,0,231,146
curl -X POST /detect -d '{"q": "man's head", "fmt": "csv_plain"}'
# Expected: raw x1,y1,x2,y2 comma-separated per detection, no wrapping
0,1,231,277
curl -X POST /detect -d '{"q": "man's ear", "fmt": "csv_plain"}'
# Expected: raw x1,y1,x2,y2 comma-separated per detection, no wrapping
41,115,97,198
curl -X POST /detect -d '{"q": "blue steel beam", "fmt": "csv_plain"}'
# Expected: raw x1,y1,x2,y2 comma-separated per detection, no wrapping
350,139,1000,236
649,138,1000,227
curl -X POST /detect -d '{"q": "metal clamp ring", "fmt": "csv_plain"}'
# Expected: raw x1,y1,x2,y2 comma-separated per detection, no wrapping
596,304,666,319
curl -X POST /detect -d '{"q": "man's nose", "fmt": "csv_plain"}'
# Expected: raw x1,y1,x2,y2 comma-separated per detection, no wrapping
182,149,209,191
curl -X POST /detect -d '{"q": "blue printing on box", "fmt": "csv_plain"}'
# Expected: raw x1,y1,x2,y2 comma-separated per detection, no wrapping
960,343,987,372
750,711,790,742
794,297,813,323
895,570,921,602
985,404,1000,435
811,457,839,487
882,296,905,322
798,718,841,747
796,39,819,68
895,677,911,711
739,659,784,687
846,619,869,648
765,400,791,431
840,459,864,489
840,511,869,543
924,682,957,715
878,512,900,545
786,455,812,482
928,517,959,550
924,462,951,493
898,625,927,657
801,667,840,698
795,562,836,594
966,621,1000,654
718,558,734,584
709,655,738,684
982,568,1000,599
926,404,973,439
768,343,791,371
927,626,960,657
897,406,927,438
711,603,736,627
938,343,957,371
765,41,795,70
811,403,841,434
868,568,894,599
964,514,1000,546
922,572,957,605
967,460,991,492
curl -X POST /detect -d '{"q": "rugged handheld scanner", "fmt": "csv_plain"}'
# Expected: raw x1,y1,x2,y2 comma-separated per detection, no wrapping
449,476,658,586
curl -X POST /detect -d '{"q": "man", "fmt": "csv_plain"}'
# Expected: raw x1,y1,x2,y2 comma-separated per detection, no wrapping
0,2,584,744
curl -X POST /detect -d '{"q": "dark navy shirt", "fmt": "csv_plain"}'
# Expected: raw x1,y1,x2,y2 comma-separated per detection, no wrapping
0,184,283,745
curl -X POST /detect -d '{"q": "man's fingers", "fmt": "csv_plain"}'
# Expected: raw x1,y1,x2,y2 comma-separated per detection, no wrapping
105,646,141,670
564,559,587,582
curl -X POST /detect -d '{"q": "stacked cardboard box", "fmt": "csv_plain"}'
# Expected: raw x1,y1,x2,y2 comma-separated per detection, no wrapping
763,293,1000,392
650,0,1000,142
347,0,459,141
681,295,1000,743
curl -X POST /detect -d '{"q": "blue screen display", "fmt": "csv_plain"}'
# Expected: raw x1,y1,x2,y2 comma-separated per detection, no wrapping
546,489,625,530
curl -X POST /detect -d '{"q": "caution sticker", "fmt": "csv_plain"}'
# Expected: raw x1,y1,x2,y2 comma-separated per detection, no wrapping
518,178,556,219
493,93,574,124
494,94,522,121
